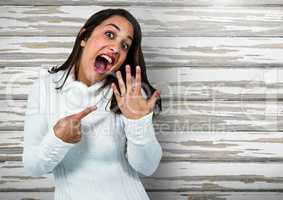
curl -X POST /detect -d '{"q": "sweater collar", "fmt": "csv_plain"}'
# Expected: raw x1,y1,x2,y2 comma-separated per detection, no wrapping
53,67,109,95
52,67,113,111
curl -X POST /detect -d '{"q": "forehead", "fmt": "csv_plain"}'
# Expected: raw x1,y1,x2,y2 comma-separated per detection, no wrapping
99,15,134,37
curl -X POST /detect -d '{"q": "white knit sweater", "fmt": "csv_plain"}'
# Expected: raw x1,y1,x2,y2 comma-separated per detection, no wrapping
23,69,163,200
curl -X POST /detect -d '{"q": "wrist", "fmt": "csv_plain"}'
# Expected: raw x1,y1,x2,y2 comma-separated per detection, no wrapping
123,110,151,120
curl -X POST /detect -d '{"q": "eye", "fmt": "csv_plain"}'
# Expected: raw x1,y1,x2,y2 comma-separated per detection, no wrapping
105,31,114,39
122,42,130,51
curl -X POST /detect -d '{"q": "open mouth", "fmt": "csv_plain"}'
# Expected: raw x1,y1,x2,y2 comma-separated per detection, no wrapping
94,54,114,74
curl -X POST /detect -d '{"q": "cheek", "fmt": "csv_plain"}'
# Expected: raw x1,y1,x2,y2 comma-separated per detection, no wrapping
119,52,128,64
84,37,102,56
80,49,95,74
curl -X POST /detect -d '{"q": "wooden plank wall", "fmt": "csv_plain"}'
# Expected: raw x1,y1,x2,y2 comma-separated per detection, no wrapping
1,0,283,199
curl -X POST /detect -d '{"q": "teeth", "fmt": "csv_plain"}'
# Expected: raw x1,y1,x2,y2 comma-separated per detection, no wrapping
101,54,113,64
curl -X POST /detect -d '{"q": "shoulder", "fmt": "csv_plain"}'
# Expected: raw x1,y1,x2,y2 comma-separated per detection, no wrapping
30,69,65,95
42,69,66,86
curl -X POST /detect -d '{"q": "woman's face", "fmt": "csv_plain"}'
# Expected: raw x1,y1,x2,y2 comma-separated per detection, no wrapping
78,15,134,86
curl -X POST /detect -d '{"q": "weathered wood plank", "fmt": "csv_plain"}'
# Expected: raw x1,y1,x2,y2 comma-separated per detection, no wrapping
1,161,283,192
2,66,281,101
0,162,53,192
147,162,283,191
159,131,283,162
0,192,53,200
156,100,283,132
1,6,283,37
149,192,283,200
0,100,283,132
1,192,283,200
1,36,283,68
151,67,283,101
1,130,283,163
0,131,22,162
1,0,283,6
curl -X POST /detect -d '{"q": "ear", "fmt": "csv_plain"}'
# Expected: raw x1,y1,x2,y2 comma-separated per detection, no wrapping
80,39,86,47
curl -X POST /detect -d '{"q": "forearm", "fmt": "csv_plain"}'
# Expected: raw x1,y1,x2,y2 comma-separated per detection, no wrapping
122,112,163,176
23,128,74,176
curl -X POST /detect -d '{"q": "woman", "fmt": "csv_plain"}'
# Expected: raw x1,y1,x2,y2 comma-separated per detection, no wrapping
23,8,163,200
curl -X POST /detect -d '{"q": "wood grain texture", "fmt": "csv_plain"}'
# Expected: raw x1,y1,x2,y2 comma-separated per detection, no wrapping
147,162,283,191
156,100,283,132
1,161,283,192
1,1,283,199
0,192,53,200
1,130,283,197
1,0,283,6
1,130,283,163
159,131,283,162
1,6,283,37
1,36,283,68
0,99,282,132
1,192,283,200
2,66,283,101
150,192,283,200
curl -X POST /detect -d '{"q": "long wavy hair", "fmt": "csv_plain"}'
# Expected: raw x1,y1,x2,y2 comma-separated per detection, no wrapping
48,8,162,116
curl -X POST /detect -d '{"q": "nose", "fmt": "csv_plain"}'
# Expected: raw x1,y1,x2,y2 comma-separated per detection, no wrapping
110,45,119,54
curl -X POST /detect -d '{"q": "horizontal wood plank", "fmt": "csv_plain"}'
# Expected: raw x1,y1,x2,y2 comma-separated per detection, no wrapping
0,100,283,132
1,161,283,192
147,162,283,191
159,131,283,162
1,192,283,200
156,100,283,132
1,36,283,68
0,131,22,162
0,192,54,200
1,6,283,37
1,0,283,6
1,130,283,163
150,192,283,200
3,66,283,101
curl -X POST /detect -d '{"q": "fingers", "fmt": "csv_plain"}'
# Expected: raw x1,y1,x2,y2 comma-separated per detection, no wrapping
126,65,132,93
147,90,161,111
53,118,82,144
54,104,99,144
73,105,97,120
116,71,126,96
112,82,121,102
115,65,141,97
134,65,141,95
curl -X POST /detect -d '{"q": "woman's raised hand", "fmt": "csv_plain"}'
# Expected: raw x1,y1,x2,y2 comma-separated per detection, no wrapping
111,65,160,120
53,106,97,143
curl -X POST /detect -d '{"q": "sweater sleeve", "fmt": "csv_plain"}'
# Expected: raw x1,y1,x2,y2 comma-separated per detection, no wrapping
23,78,75,177
121,111,163,177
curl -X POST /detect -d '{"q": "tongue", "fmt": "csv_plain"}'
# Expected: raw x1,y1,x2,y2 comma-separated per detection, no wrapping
95,58,107,74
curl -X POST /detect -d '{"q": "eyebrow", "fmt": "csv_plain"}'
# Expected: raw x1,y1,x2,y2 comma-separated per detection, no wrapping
106,23,133,41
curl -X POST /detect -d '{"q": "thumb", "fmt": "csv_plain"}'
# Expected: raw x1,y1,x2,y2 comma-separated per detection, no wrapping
73,105,97,120
147,90,160,111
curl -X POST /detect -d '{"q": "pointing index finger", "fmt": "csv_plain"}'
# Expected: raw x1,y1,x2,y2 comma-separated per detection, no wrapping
74,105,97,120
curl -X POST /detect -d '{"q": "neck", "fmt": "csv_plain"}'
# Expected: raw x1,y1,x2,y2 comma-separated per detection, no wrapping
79,76,92,87
77,66,94,87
